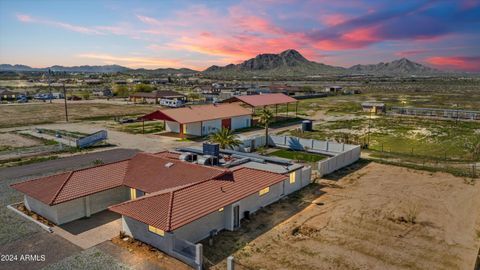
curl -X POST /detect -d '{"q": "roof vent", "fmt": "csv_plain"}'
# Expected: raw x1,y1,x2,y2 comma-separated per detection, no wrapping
165,162,174,168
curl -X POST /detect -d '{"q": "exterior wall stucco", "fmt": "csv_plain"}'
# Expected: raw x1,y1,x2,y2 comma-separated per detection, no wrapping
231,115,251,130
25,186,130,225
202,119,221,135
122,216,174,252
173,208,225,243
24,195,59,224
185,122,202,136
165,121,180,133
89,186,129,214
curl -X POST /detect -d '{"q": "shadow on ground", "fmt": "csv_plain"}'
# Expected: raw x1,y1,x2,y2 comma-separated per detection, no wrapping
60,211,121,235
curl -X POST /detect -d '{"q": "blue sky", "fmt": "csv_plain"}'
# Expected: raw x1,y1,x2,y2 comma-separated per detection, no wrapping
1,0,479,71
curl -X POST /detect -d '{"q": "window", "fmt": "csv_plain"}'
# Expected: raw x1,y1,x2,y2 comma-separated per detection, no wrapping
259,186,270,196
130,188,136,199
289,171,296,184
148,225,165,236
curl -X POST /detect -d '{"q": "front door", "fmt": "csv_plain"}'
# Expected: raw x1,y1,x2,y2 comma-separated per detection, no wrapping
233,205,240,229
221,118,231,130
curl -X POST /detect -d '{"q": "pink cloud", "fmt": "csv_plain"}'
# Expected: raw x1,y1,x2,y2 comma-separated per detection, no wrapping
16,13,103,35
16,14,33,22
425,56,480,72
320,14,350,26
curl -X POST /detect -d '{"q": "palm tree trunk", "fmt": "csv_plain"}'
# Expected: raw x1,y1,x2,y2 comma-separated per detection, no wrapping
265,124,269,147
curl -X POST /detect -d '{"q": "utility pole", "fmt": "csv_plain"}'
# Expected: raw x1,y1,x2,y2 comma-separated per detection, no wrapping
48,69,53,103
63,83,69,122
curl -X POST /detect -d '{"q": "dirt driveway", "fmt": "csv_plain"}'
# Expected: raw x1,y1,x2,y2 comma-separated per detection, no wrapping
206,162,480,270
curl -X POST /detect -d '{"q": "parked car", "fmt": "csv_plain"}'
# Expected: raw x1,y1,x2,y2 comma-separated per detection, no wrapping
34,93,54,101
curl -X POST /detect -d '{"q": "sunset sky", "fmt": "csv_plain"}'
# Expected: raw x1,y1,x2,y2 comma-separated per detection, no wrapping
1,0,479,71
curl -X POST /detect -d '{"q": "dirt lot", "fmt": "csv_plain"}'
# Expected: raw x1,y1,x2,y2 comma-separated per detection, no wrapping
0,103,158,128
206,162,480,270
0,133,40,149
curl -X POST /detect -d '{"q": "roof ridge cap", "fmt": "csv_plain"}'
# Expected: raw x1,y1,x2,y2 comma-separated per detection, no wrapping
166,191,174,231
50,171,75,205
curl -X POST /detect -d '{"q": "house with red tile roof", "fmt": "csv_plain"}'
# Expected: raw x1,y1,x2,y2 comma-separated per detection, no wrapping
140,103,252,137
11,148,312,268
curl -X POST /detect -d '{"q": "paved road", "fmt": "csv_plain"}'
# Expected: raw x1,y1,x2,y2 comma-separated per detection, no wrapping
0,148,140,181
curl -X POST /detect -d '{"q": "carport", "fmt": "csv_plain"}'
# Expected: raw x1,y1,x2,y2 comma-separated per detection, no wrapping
223,93,299,117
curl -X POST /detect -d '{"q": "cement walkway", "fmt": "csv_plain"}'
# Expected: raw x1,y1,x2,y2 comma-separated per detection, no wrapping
53,211,122,249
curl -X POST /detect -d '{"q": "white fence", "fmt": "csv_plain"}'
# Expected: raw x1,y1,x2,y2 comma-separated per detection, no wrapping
317,146,361,176
238,135,361,177
170,237,202,269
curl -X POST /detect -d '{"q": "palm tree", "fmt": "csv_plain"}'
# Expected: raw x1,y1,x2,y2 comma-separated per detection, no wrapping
258,108,274,147
208,128,241,149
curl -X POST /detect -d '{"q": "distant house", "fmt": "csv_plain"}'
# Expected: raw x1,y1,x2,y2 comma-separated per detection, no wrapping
92,88,113,97
362,102,386,114
324,86,343,93
83,79,103,85
0,89,17,101
268,84,300,96
129,90,186,106
140,103,252,137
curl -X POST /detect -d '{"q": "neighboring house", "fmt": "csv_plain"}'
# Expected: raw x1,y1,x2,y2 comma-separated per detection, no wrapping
140,103,252,136
129,90,186,105
268,83,301,96
0,89,17,101
92,88,113,97
324,85,343,93
362,102,386,114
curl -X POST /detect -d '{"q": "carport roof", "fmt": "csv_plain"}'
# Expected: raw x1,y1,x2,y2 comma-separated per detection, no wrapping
224,93,297,107
140,103,252,124
109,167,287,231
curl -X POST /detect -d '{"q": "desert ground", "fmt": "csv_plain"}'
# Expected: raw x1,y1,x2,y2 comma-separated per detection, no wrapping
206,162,480,270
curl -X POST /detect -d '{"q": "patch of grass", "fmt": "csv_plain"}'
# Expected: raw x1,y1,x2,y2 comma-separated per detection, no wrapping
117,121,164,134
269,149,327,162
0,155,59,168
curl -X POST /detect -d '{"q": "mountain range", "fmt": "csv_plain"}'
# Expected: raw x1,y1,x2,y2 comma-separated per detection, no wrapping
0,64,198,75
204,49,447,77
0,49,463,77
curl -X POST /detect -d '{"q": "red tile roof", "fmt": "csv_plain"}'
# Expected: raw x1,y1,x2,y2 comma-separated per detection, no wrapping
109,167,287,231
140,103,252,124
123,153,227,193
11,160,129,205
226,93,297,107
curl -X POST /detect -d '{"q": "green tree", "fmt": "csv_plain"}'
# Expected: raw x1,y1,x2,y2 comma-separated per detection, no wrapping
113,85,130,98
81,91,90,100
134,83,154,93
208,128,241,149
188,92,201,101
258,108,274,147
